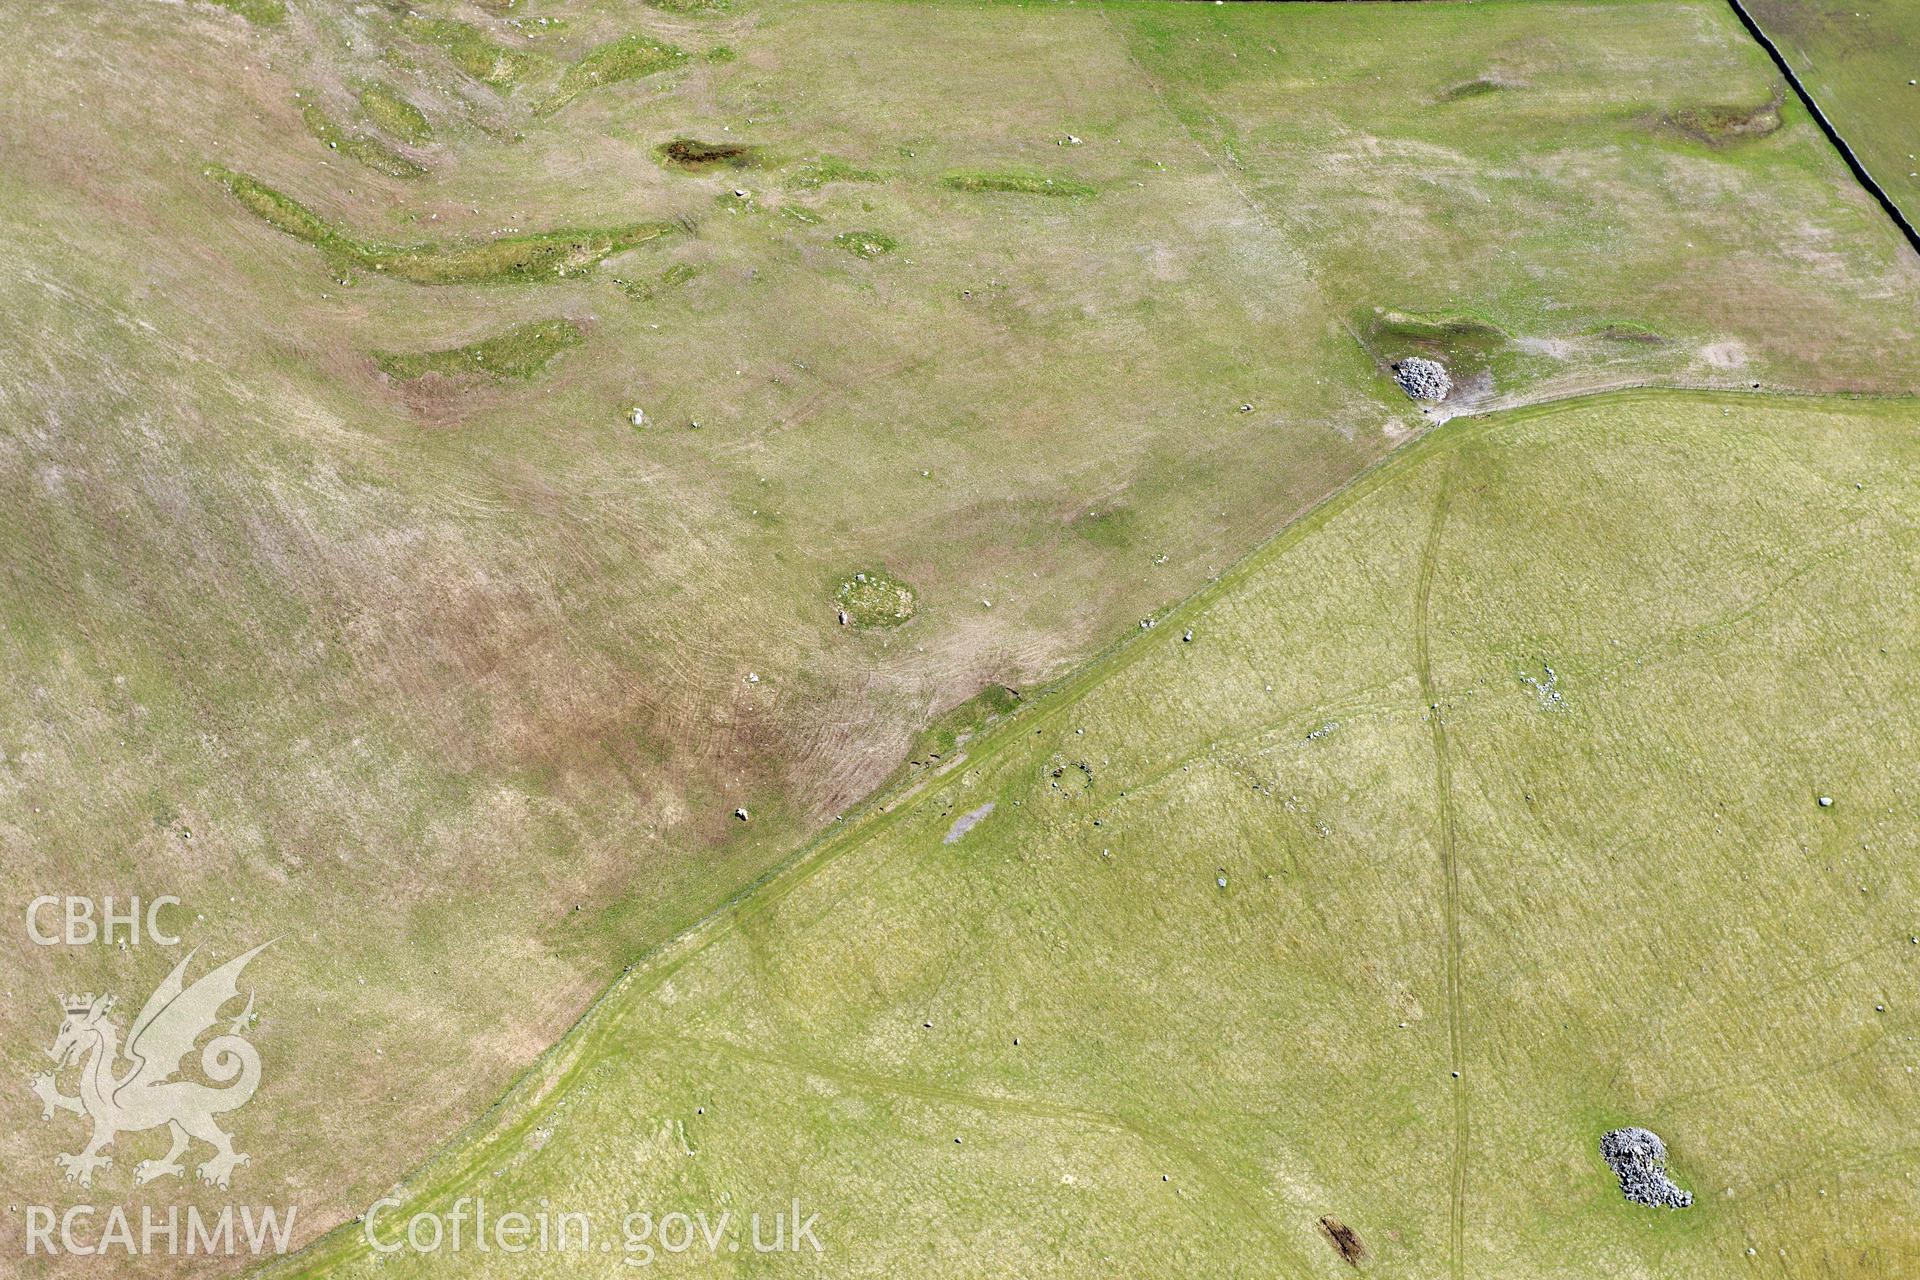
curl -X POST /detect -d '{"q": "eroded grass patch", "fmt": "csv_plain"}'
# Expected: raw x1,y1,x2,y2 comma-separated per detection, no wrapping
1318,1217,1368,1267
207,166,672,284
375,318,585,382
941,168,1095,198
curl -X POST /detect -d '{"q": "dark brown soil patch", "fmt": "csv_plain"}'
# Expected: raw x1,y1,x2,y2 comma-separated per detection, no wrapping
1596,323,1670,346
659,138,756,169
1319,1217,1368,1267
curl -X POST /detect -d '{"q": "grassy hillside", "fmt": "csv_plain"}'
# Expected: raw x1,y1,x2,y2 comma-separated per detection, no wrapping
1743,0,1920,226
1110,0,1920,402
275,389,1920,1279
3,0,1918,1271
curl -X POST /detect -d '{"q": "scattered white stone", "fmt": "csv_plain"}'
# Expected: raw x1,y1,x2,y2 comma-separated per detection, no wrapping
1819,796,1834,808
733,807,749,821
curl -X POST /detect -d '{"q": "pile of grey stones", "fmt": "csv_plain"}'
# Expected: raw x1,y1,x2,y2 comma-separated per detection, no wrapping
1600,1128,1693,1208
1392,357,1453,402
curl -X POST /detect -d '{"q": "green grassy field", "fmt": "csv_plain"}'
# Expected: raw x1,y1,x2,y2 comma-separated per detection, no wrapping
270,388,1920,1278
2,0,1917,1274
1743,0,1920,226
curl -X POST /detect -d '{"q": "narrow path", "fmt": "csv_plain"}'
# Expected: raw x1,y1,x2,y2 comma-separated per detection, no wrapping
1724,0,1920,258
1412,469,1467,1280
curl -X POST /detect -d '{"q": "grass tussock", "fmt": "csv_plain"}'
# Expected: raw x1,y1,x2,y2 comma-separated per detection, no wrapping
940,168,1095,198
359,83,433,145
399,16,528,87
299,101,425,179
832,230,896,259
540,34,686,114
786,156,880,190
375,319,585,382
206,166,672,284
211,0,285,24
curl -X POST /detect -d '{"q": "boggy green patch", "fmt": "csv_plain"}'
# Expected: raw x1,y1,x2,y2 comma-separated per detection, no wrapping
359,82,433,145
374,318,584,382
834,569,916,628
940,168,1094,198
540,34,686,114
832,229,896,259
206,166,673,284
399,15,528,87
299,100,425,179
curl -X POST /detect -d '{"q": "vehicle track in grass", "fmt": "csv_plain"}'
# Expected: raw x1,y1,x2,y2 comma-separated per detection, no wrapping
1412,467,1467,1280
637,1033,1305,1263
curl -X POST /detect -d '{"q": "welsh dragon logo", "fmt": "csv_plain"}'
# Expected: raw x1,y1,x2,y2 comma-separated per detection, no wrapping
29,943,269,1190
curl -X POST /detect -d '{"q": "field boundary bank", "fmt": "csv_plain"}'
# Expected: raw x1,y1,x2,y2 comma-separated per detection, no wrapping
1722,0,1920,257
